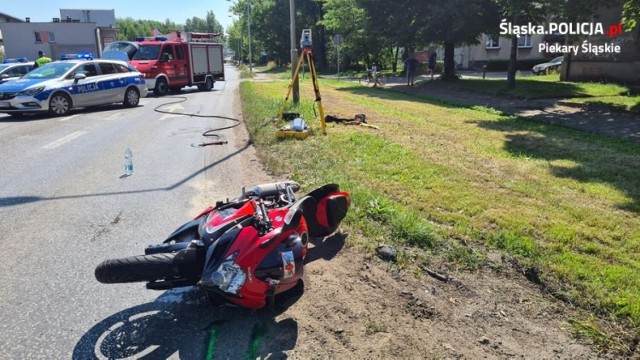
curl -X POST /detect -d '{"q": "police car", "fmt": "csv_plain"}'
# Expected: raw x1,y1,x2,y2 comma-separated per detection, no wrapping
0,53,148,117
0,58,35,84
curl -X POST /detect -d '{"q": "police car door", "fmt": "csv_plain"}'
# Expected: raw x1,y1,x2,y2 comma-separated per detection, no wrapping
97,62,124,103
70,62,102,106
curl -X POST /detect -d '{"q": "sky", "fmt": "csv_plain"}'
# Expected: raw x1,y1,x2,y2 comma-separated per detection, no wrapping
1,0,234,32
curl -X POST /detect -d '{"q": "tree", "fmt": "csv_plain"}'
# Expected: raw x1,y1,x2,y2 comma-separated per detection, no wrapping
495,0,556,89
623,0,640,30
320,0,379,70
323,0,417,71
185,11,224,36
353,0,421,72
418,0,501,80
116,18,182,40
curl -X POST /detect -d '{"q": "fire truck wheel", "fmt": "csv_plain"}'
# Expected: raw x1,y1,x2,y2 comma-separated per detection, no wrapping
154,78,168,97
203,77,213,91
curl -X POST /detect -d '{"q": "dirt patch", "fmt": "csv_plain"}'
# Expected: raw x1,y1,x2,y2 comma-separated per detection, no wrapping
256,238,599,359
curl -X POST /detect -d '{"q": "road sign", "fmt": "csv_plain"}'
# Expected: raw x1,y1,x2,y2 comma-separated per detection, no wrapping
332,34,343,46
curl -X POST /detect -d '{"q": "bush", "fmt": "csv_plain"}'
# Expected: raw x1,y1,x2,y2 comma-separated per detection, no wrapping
266,61,278,70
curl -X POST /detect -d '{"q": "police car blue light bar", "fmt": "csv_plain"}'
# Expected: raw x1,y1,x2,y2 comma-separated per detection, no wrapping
3,57,29,64
60,52,94,60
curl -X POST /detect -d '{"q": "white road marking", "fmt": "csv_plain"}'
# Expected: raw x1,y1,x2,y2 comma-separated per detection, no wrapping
58,114,80,122
42,131,87,149
105,113,122,121
158,103,185,120
159,113,181,121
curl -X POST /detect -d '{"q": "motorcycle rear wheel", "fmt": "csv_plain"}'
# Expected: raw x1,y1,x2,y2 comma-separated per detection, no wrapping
95,253,177,284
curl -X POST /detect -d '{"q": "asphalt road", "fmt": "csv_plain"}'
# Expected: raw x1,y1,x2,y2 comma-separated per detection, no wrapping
0,65,277,359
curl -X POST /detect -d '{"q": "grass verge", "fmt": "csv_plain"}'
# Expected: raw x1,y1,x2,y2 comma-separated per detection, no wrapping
420,74,633,100
240,76,640,352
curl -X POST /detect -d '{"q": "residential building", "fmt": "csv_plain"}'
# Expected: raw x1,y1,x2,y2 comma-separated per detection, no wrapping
460,33,550,69
0,9,118,61
0,12,25,57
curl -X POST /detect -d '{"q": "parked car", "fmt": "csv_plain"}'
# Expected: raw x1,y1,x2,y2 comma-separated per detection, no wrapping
0,58,35,84
532,56,563,75
0,54,148,117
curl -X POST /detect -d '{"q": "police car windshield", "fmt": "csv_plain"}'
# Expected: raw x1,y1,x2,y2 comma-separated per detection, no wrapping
132,45,160,60
0,64,10,71
24,62,75,79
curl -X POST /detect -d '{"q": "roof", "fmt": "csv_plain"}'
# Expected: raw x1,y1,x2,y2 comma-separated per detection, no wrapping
0,12,25,23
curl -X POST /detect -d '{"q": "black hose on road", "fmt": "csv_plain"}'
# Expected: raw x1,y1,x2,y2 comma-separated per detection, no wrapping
153,96,242,147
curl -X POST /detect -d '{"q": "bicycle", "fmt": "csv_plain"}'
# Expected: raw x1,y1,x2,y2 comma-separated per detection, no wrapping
359,68,387,87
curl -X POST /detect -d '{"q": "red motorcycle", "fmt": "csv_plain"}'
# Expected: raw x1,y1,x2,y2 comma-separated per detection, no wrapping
95,182,350,309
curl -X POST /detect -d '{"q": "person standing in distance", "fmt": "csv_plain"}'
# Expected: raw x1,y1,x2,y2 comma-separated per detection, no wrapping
403,53,419,86
34,50,52,69
428,51,437,80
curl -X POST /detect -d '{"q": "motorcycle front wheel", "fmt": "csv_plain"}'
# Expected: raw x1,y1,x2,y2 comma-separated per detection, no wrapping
95,253,177,284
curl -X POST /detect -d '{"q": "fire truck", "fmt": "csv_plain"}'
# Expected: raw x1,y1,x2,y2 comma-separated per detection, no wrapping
104,31,224,96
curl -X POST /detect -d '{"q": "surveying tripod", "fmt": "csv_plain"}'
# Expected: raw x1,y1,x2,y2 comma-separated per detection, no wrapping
276,44,326,135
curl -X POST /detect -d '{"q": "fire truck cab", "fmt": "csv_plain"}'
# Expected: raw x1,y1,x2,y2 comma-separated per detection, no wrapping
108,31,225,96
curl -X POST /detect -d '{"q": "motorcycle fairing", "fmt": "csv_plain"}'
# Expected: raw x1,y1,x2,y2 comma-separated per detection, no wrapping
254,234,306,285
295,184,351,238
200,225,245,291
215,220,308,309
163,216,206,243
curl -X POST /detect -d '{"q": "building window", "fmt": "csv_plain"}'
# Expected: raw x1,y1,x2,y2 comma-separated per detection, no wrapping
34,32,42,43
517,35,531,48
485,35,499,49
48,32,56,43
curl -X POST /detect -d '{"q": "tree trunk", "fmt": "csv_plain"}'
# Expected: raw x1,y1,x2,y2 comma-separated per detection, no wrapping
443,41,456,80
507,35,518,89
392,46,399,73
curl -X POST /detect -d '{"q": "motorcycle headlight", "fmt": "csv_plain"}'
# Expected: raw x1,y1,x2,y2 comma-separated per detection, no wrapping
211,252,246,295
18,86,45,97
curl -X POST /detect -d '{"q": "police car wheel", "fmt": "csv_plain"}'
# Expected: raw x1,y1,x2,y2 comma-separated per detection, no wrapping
154,78,168,97
123,87,140,107
49,93,71,116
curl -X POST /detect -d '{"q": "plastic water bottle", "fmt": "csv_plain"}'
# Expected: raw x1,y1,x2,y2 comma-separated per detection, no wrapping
124,148,133,176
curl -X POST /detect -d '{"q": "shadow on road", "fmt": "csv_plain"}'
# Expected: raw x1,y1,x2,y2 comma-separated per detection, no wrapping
0,141,252,208
73,286,300,359
72,230,347,358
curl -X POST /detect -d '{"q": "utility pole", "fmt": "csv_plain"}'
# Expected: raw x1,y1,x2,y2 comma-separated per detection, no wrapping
289,0,299,104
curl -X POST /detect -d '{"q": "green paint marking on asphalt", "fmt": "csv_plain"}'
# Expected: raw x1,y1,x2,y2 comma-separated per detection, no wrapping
206,325,218,360
245,321,267,360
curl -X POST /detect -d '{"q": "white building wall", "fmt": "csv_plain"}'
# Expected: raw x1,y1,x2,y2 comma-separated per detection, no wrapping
0,22,98,60
463,34,548,69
